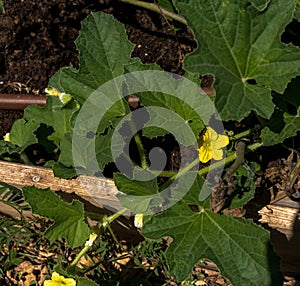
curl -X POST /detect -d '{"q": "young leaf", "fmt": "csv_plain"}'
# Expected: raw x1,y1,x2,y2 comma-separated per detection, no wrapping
9,118,38,152
24,97,79,147
261,106,300,145
174,0,300,121
142,202,283,285
261,77,300,145
23,186,89,248
48,12,133,136
52,12,135,105
227,162,258,209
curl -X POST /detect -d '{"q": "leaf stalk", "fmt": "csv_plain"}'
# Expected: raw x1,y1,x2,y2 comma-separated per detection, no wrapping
117,0,188,26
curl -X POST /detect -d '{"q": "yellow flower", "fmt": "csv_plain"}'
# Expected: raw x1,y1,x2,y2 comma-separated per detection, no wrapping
198,127,229,163
43,272,76,286
134,213,144,229
3,133,10,142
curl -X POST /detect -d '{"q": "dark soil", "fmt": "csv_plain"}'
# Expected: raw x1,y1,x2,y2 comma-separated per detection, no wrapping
0,0,299,285
0,0,195,136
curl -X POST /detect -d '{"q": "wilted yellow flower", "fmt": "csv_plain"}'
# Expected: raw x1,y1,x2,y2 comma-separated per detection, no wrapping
198,127,229,163
134,213,144,229
43,272,76,286
85,233,98,247
45,87,72,105
3,133,10,142
45,87,61,97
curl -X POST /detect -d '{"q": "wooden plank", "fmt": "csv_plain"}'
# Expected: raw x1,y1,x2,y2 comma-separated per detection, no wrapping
0,160,123,212
259,204,300,231
1,159,300,227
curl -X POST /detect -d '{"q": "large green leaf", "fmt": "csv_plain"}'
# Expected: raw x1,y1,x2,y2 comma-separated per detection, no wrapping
143,202,282,285
48,12,132,135
174,0,300,121
51,12,135,105
125,59,206,136
23,186,89,248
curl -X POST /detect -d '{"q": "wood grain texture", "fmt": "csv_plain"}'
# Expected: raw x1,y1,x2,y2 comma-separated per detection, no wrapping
0,160,122,212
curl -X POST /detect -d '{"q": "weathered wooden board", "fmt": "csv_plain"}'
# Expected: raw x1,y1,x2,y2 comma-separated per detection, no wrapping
1,160,300,275
1,160,300,228
0,160,122,212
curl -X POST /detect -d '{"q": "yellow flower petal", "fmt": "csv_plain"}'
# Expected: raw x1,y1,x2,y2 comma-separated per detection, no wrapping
64,278,76,286
199,145,212,163
206,127,218,141
52,272,65,282
198,127,229,163
43,281,55,286
134,213,144,228
213,134,229,149
43,272,76,286
211,148,224,161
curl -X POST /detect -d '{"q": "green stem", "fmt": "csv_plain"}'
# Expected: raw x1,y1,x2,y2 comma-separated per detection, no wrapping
70,245,89,266
159,142,263,190
118,0,188,26
103,208,128,227
231,129,251,140
134,132,148,169
20,152,31,165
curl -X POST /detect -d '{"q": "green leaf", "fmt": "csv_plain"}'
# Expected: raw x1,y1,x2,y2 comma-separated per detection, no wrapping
295,0,300,20
24,97,79,147
261,77,300,145
142,202,282,285
9,118,38,152
0,140,21,156
125,59,206,135
182,173,208,204
23,186,89,248
58,128,115,176
76,277,98,286
54,12,134,105
249,0,271,11
227,161,259,209
52,162,77,179
48,11,133,136
261,106,300,145
114,172,158,213
174,0,300,121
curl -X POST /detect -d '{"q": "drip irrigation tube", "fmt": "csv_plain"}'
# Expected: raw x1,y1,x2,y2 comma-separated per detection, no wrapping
0,94,46,110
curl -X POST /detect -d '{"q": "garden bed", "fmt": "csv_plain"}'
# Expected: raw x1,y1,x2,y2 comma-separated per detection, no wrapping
0,0,300,285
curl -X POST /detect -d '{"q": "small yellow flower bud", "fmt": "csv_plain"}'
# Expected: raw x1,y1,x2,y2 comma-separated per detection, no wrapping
3,133,10,142
134,213,144,229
